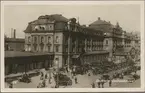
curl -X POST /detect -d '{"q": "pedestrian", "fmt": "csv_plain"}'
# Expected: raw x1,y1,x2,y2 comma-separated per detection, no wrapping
75,77,78,84
101,81,104,88
49,76,52,84
97,81,100,88
42,80,46,87
9,83,13,88
109,79,112,87
45,74,48,79
91,82,95,88
88,72,91,76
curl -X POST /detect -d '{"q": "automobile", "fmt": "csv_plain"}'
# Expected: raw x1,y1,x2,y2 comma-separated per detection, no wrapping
54,73,72,86
127,75,135,83
102,74,110,80
75,66,84,75
133,74,140,80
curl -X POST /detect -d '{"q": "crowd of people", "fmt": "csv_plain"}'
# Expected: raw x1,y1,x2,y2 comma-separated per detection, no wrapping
8,62,140,88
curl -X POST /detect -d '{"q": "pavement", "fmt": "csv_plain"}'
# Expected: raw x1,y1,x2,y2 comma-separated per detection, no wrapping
5,69,141,88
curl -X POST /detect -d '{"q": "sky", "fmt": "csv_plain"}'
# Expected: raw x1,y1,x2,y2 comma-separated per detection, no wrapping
4,4,140,38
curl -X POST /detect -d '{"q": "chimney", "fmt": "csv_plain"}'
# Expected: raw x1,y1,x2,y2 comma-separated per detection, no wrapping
11,28,16,38
98,17,101,20
14,29,16,38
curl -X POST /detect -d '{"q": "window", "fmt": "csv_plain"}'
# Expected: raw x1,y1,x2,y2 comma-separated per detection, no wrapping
34,44,37,51
34,26,39,31
48,36,51,43
34,37,37,43
48,45,51,52
55,45,59,52
28,36,31,43
106,40,108,45
55,36,59,43
41,37,44,43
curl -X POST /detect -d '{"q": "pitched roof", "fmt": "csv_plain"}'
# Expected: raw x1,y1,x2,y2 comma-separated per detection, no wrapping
24,24,32,33
38,14,68,22
89,18,114,33
90,20,110,26
24,14,68,33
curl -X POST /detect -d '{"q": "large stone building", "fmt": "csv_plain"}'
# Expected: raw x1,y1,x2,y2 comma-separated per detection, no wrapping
24,14,140,69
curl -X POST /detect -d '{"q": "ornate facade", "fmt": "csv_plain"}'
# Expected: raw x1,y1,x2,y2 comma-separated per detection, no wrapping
24,14,140,68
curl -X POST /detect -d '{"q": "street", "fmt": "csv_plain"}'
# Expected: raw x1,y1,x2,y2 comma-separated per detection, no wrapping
5,69,140,88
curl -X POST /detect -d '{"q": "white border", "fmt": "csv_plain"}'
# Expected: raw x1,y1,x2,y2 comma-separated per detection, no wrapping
1,1,145,92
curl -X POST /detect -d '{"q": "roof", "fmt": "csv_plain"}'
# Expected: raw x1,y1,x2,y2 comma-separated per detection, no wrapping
84,50,109,55
38,14,68,22
89,18,114,33
5,51,53,58
24,24,32,33
24,14,68,33
5,38,24,43
90,19,110,26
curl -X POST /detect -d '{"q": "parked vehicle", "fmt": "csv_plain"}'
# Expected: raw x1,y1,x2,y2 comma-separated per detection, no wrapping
127,75,135,83
18,74,31,83
54,73,72,86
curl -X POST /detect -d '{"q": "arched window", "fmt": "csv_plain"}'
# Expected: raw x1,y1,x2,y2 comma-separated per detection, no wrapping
55,36,59,43
48,36,51,43
41,37,44,43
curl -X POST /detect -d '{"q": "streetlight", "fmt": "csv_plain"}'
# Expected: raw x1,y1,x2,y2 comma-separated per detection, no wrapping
55,58,59,88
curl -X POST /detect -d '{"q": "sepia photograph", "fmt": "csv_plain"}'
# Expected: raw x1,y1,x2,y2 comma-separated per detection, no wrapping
1,1,144,92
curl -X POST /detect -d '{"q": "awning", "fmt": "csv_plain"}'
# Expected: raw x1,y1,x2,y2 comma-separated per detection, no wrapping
72,55,80,58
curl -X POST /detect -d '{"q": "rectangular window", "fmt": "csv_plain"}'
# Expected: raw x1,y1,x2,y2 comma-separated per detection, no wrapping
48,46,51,52
55,36,59,43
56,45,59,52
106,40,108,45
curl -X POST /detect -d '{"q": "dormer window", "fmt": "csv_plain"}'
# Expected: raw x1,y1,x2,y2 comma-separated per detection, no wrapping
34,25,39,31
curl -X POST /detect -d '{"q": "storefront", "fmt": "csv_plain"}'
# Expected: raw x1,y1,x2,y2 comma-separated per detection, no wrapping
5,51,54,75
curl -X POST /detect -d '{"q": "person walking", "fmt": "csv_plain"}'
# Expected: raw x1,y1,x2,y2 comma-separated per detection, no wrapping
97,81,100,88
101,81,104,88
75,77,78,84
45,74,48,79
9,83,13,88
91,82,95,88
109,79,112,87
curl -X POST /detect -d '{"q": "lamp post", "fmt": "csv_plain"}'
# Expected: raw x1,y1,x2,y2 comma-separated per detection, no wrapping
55,59,59,88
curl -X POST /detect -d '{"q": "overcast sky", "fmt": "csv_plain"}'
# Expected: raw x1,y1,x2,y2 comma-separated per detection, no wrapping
4,4,140,38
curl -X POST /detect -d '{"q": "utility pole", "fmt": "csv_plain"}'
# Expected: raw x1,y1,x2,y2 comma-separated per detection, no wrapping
67,22,71,71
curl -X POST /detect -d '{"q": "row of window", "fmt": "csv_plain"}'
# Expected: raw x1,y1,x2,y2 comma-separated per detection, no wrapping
34,25,54,31
25,44,59,52
27,36,59,44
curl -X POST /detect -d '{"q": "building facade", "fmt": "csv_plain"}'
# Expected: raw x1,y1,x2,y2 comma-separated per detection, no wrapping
24,14,140,69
